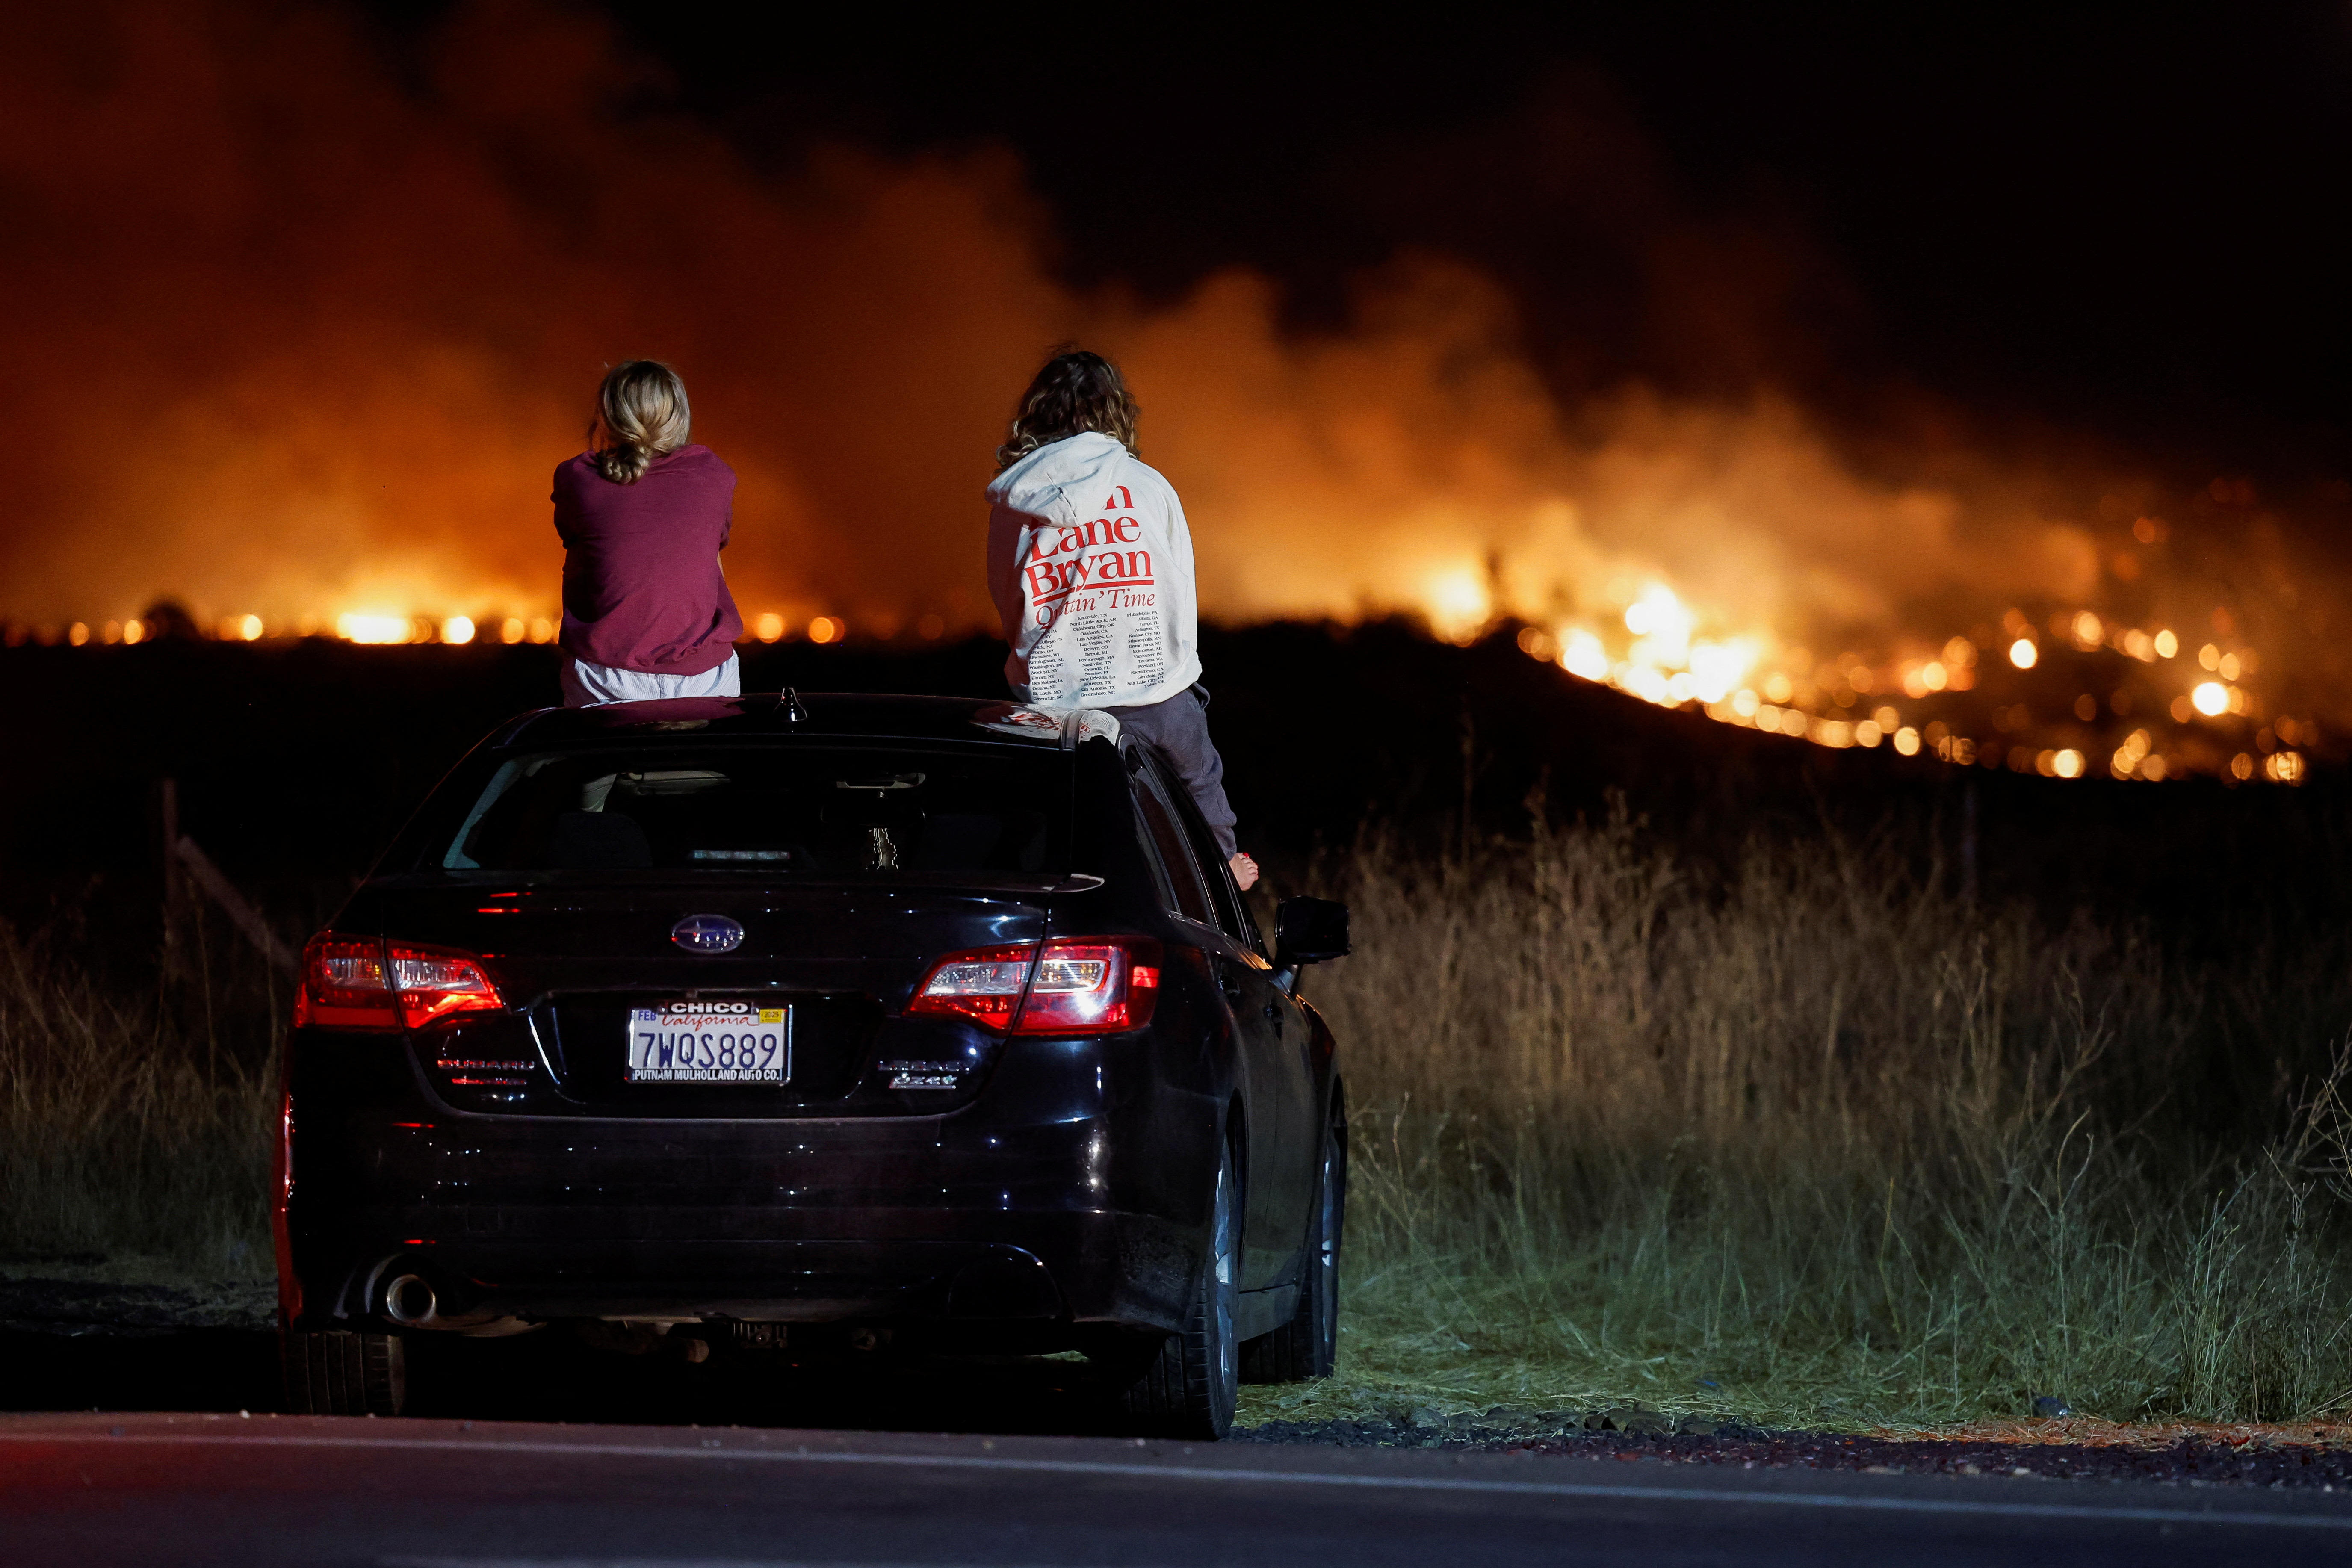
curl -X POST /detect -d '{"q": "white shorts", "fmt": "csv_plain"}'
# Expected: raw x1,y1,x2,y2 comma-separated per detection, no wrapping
561,652,742,708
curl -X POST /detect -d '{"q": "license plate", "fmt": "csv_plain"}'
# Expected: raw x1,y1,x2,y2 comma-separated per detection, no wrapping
626,1002,789,1084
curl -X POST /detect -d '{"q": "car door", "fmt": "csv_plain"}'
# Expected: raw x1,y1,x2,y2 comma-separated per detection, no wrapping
1126,756,1291,1291
1131,754,1311,1289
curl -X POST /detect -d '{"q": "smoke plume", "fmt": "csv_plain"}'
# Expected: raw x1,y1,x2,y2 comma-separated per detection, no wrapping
2,1,2332,775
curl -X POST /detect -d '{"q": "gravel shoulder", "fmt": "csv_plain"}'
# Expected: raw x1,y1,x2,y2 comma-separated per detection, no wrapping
0,1261,272,1336
1234,1408,2352,1488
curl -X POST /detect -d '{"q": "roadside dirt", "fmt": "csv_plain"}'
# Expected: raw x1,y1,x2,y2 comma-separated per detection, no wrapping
1232,1413,2352,1488
0,1262,272,1336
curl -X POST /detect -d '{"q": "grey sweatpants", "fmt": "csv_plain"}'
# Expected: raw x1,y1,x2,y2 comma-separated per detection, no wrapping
1104,685,1240,859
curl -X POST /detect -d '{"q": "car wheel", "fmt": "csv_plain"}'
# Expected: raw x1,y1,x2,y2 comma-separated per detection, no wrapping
1241,1095,1343,1382
281,1329,406,1416
1111,1139,1239,1439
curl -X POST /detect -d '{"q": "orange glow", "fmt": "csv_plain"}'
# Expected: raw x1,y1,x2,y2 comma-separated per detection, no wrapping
1426,568,1492,644
337,613,411,645
0,4,2314,787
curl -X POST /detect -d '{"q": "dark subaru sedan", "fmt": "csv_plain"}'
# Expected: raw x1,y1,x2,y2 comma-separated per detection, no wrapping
275,692,1349,1438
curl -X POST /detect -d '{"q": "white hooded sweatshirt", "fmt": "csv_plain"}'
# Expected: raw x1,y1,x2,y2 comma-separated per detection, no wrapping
985,431,1202,713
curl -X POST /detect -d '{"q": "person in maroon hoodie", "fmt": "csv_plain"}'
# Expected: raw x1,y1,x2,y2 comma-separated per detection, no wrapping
554,360,744,706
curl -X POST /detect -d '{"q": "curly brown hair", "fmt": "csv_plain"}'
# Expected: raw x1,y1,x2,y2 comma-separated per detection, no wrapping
995,348,1139,472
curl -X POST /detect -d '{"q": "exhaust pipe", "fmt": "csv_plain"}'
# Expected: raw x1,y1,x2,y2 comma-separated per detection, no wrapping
383,1272,439,1327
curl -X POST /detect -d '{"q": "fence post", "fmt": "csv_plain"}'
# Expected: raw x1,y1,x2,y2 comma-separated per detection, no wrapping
156,776,182,982
157,777,180,904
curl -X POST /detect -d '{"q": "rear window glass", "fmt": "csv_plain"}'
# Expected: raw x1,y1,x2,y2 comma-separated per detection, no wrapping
436,745,1069,876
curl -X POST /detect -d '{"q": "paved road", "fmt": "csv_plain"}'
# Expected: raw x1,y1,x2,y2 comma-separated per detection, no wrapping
6,1412,2352,1567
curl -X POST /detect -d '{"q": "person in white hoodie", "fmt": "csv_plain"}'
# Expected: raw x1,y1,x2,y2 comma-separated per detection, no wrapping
986,349,1259,891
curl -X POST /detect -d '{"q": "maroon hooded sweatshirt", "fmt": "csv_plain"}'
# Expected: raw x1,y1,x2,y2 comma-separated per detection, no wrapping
554,444,743,676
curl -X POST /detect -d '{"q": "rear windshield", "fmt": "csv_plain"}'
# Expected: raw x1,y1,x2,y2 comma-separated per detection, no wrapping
435,744,1070,876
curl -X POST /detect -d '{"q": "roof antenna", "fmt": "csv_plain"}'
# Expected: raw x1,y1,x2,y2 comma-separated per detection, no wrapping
782,687,808,725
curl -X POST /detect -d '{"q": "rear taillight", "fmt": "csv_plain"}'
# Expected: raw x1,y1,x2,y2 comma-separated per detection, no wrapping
908,937,1161,1035
294,935,503,1031
906,944,1036,1028
388,942,503,1028
295,934,398,1029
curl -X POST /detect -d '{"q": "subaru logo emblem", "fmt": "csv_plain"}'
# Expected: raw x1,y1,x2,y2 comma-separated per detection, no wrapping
671,914,744,954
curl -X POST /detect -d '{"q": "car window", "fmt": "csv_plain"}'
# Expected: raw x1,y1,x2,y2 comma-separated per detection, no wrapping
1126,788,1181,913
1146,752,1264,953
1131,763,1217,926
435,744,1069,876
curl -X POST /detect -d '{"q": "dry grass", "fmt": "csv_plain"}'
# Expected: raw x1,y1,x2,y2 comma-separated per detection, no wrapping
0,903,279,1276
1244,809,2352,1430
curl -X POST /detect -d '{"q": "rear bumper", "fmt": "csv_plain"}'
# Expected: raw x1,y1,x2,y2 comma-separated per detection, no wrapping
308,1220,1189,1329
284,1034,1217,1337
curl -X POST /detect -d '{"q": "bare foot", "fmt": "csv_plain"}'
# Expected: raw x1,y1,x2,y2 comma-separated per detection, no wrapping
1229,852,1259,891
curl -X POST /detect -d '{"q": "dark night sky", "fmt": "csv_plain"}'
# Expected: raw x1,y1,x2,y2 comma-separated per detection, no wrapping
543,3,2352,478
11,2,2346,670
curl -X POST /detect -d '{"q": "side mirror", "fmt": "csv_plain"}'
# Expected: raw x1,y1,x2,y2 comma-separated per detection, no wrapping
1275,896,1350,968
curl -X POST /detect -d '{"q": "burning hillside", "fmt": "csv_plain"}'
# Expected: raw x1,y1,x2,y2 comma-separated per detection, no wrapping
0,3,2335,785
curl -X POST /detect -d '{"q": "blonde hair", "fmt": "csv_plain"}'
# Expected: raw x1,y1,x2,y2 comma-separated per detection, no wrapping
996,348,1138,472
588,360,692,484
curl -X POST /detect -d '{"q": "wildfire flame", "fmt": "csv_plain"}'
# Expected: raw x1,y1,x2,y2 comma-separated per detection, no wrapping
0,2,2326,787
1487,575,2305,783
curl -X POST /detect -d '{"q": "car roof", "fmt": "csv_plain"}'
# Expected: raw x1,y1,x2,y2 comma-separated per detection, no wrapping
491,692,1079,750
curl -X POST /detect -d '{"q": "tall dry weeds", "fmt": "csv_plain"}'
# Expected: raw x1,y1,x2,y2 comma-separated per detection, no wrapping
0,906,278,1273
1289,809,2352,1426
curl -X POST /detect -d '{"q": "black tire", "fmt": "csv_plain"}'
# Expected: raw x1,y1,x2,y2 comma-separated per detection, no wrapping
1241,1092,1344,1382
281,1330,406,1416
1111,1140,1239,1439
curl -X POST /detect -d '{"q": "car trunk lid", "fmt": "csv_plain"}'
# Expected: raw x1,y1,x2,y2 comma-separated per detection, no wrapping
366,878,1051,1117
